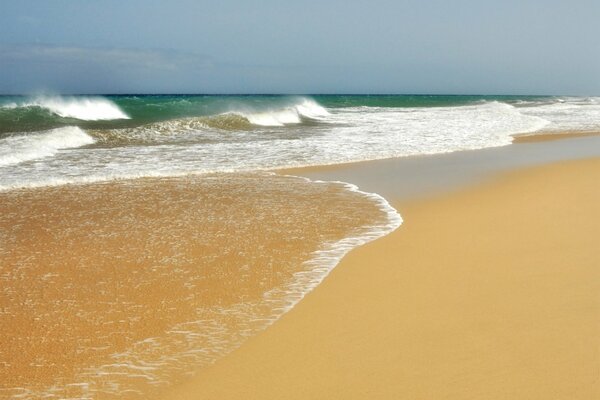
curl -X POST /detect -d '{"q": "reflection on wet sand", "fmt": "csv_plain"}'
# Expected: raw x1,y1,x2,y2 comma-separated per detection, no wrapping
0,173,393,399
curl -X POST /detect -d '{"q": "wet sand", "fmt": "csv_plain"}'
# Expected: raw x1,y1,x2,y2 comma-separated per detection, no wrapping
164,156,600,399
282,134,600,201
0,174,391,399
512,130,600,143
2,132,599,399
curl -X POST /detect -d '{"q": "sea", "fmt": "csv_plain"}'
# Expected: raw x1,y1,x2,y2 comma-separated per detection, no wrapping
1,94,599,190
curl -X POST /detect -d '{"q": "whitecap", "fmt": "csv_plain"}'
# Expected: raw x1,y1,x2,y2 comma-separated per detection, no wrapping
3,95,130,121
0,126,96,167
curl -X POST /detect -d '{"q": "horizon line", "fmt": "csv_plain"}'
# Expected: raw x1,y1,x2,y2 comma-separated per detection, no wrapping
0,92,590,97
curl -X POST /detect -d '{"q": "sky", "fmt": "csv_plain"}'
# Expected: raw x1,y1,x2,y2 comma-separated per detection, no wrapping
0,0,598,95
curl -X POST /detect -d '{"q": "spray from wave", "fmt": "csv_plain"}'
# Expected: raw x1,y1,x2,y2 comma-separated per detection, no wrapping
88,98,331,145
2,95,130,121
233,98,329,126
0,127,96,167
4,96,600,192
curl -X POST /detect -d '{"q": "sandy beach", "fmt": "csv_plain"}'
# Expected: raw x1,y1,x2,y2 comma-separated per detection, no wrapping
2,130,599,399
162,149,600,399
0,174,392,399
2,1,599,398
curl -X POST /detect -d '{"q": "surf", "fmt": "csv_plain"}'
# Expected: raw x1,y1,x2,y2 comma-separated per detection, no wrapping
235,98,329,126
0,126,96,167
2,95,130,121
85,97,330,145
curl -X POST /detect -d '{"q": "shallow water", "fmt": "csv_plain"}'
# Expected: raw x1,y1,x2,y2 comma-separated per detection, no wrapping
0,173,398,399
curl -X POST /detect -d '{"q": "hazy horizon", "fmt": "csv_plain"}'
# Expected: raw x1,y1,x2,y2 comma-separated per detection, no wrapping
0,92,592,97
1,1,599,95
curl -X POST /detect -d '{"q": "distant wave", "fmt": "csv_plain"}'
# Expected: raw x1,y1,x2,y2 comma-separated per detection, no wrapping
0,126,95,166
235,98,329,126
1,95,130,121
6,96,600,192
89,115,252,145
89,98,330,145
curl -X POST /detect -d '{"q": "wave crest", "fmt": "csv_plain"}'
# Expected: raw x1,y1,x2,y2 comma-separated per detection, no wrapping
90,98,330,145
2,96,130,121
236,98,329,126
0,127,95,166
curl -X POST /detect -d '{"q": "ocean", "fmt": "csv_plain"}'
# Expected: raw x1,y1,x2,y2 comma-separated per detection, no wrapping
1,94,599,190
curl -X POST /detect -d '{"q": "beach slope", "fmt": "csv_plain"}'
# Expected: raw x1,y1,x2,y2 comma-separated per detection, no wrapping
164,157,600,400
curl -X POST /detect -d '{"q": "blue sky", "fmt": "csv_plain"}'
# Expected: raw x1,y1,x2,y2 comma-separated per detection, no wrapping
1,0,598,94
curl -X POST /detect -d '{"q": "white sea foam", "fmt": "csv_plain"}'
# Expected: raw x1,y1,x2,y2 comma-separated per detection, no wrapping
243,108,301,126
260,175,402,314
237,98,329,126
3,95,130,120
517,98,600,132
3,98,600,192
0,126,96,167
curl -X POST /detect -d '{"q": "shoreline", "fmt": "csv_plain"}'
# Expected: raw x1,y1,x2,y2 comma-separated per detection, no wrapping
282,133,600,201
279,130,600,175
512,130,600,143
0,173,399,399
2,131,599,398
161,141,600,398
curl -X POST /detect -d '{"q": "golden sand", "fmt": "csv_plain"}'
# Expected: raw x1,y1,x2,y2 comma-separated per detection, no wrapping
164,158,600,399
0,173,389,399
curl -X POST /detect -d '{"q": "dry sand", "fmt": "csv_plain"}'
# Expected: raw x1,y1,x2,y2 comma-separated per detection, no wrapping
164,157,600,399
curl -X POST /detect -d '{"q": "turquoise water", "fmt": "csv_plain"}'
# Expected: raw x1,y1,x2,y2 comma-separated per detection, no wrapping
0,94,552,134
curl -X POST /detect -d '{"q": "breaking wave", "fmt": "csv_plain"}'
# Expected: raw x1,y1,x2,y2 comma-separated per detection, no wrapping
2,95,130,121
3,96,600,192
89,98,330,145
237,98,329,126
90,114,253,145
0,127,95,166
